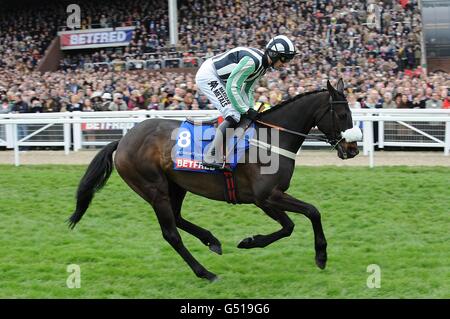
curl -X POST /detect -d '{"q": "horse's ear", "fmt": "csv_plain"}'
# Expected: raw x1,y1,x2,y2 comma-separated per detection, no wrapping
326,80,335,94
336,78,345,94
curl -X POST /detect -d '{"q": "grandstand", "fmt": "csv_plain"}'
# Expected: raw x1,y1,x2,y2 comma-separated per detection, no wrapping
0,0,449,114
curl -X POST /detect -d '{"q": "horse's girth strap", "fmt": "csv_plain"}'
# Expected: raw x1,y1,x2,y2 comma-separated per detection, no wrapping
249,139,298,160
223,169,238,204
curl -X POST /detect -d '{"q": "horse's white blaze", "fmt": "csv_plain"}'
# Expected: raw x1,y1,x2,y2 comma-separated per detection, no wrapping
341,126,362,142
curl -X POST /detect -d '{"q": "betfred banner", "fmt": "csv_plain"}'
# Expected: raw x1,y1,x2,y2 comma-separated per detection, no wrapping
81,122,136,130
59,27,135,50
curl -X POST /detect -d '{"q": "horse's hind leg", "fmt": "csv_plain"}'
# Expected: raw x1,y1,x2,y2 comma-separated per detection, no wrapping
237,205,294,249
119,169,218,281
152,197,218,281
169,182,222,255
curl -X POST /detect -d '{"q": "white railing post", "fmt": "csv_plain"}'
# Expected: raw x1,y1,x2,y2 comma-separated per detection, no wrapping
72,112,82,151
12,123,19,166
363,120,370,156
365,120,375,168
6,123,14,148
63,115,71,155
378,120,384,149
445,120,450,156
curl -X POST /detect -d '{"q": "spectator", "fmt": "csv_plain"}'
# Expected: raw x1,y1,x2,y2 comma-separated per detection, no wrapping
100,93,112,111
348,94,361,109
442,90,450,109
425,92,443,109
12,93,29,114
0,95,12,114
83,99,95,112
11,92,29,146
127,90,145,110
394,93,403,108
440,88,448,102
269,92,281,107
91,91,104,111
398,94,412,108
167,95,184,110
256,95,271,111
364,90,383,109
109,93,128,111
284,86,298,100
411,94,425,109
147,95,162,110
382,92,396,108
67,95,83,112
197,95,210,110
183,94,195,110
30,97,44,113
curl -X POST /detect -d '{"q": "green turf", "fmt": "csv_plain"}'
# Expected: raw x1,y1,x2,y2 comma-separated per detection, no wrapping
0,165,449,298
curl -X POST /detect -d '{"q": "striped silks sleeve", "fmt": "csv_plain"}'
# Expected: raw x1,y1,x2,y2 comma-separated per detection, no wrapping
244,77,259,110
225,56,255,114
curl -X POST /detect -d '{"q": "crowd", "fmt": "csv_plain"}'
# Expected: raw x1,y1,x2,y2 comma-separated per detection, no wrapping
0,0,449,115
1,66,449,115
0,0,426,72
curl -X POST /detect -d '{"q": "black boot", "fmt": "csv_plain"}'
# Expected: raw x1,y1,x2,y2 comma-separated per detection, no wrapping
202,116,237,170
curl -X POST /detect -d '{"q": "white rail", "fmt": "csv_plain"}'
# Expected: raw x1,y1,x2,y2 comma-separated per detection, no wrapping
0,110,449,167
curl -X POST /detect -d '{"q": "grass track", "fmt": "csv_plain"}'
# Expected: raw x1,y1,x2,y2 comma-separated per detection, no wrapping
0,165,449,298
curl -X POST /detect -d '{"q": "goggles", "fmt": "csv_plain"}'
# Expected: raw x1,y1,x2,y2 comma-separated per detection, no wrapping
279,54,295,63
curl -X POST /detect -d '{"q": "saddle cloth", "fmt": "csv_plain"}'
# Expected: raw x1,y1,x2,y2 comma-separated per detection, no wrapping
173,119,256,173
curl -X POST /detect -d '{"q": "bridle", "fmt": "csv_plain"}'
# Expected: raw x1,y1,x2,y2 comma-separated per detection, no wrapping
314,95,349,148
255,94,348,149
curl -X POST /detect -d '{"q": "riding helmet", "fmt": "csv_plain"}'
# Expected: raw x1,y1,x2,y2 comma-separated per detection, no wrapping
265,35,296,64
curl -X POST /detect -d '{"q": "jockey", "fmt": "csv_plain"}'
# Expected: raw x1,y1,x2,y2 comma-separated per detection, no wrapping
195,35,296,170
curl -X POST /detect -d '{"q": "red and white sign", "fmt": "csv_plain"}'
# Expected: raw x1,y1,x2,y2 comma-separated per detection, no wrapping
81,122,135,131
59,27,135,50
175,158,215,171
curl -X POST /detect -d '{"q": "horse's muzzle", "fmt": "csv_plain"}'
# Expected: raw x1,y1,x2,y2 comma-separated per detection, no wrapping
337,141,359,160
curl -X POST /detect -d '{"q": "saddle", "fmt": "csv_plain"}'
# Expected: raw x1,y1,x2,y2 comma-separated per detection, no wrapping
186,116,219,126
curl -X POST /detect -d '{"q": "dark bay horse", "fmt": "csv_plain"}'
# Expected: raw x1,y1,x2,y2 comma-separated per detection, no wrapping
68,79,360,281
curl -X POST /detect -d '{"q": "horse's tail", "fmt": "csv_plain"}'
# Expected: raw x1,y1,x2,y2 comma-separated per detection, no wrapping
67,140,120,229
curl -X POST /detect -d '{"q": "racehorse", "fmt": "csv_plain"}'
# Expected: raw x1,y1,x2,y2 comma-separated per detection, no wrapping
68,79,361,281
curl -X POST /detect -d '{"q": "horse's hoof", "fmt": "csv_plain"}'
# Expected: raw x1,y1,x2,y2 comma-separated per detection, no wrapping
202,272,219,282
209,244,222,255
315,252,327,269
237,237,254,249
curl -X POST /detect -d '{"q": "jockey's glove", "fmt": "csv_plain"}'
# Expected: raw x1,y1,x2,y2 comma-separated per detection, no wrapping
245,108,260,121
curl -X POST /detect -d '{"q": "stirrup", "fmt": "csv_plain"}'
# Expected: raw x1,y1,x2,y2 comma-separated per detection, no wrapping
202,160,232,172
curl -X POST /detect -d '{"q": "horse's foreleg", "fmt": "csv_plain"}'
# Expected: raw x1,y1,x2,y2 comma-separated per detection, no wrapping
237,206,294,249
169,182,222,255
267,192,327,269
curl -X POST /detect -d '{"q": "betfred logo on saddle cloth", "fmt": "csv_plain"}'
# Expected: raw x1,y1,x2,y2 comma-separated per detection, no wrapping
174,119,256,173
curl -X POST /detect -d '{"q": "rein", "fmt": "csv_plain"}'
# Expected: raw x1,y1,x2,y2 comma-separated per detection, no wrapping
255,119,329,142
255,96,348,149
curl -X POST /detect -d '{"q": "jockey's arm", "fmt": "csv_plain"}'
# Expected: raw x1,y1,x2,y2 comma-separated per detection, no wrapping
225,56,255,114
244,78,259,110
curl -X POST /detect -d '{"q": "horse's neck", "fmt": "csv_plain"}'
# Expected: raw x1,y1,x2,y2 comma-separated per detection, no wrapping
259,92,325,153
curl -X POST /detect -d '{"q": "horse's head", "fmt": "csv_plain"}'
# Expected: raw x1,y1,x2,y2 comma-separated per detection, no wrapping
315,79,362,159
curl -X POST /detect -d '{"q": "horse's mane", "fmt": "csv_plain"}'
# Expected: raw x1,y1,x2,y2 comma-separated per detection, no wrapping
261,89,327,115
